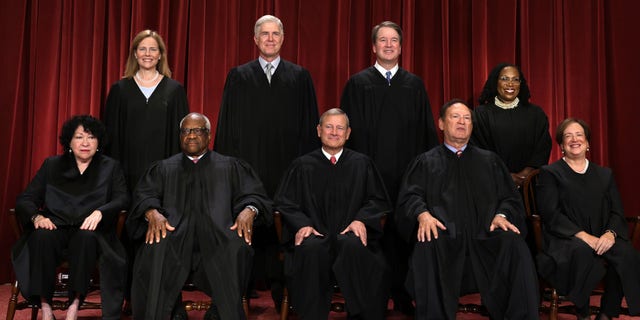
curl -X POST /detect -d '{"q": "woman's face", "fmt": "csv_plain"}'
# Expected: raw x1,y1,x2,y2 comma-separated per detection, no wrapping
135,36,161,71
70,125,98,163
561,122,589,159
496,66,521,103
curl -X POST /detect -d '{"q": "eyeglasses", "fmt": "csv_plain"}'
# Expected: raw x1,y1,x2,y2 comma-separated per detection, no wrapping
179,127,209,136
499,76,521,84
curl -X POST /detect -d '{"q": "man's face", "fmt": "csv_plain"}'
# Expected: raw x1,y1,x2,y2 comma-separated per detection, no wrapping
372,26,401,65
254,21,283,60
180,116,211,157
317,114,351,153
439,103,473,146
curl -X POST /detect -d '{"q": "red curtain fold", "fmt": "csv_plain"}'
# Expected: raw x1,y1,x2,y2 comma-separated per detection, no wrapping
0,0,638,282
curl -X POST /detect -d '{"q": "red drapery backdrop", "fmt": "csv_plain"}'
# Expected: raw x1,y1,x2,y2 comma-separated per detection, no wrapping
0,0,638,282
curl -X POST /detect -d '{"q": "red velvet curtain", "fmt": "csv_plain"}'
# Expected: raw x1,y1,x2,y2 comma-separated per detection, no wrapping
1,0,638,282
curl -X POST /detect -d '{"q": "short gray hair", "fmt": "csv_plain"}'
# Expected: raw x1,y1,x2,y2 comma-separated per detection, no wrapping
319,108,350,127
254,15,284,36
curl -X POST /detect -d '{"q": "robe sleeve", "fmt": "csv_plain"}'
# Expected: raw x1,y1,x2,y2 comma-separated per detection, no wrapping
490,153,528,235
213,69,240,155
352,160,390,239
536,167,582,238
297,69,320,156
95,161,130,231
165,83,189,156
230,158,273,227
274,161,315,236
340,78,370,155
527,106,552,168
15,158,49,228
602,170,628,240
126,161,166,240
470,107,494,152
395,156,431,243
103,82,124,159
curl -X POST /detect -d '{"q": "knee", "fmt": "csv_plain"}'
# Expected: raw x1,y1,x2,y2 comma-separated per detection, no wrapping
336,234,366,252
295,236,328,255
28,229,57,243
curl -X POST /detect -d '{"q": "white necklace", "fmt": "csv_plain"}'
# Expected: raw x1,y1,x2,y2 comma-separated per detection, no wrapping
135,70,159,83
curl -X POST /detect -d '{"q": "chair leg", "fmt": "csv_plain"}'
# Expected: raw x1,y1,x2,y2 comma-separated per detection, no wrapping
281,287,289,320
550,288,559,320
6,280,19,320
242,295,249,319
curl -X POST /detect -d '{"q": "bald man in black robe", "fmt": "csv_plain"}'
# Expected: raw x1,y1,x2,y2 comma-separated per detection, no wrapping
275,109,391,320
396,100,539,319
127,113,271,320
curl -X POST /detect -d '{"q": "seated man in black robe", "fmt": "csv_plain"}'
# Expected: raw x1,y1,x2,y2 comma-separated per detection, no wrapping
126,112,272,320
274,108,391,320
396,99,539,320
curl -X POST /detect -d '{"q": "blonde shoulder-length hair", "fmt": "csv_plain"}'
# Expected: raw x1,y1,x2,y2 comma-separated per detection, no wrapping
123,30,172,78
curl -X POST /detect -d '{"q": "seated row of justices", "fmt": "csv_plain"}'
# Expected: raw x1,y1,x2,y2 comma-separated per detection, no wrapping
12,102,640,320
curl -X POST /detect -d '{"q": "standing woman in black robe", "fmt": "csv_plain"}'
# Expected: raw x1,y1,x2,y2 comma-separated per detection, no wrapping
12,115,129,320
103,29,189,192
471,62,552,188
536,118,640,319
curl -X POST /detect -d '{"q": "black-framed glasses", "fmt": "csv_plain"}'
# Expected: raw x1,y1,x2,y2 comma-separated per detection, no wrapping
179,127,209,136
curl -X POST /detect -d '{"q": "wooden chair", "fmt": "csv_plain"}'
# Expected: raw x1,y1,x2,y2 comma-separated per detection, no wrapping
522,169,640,319
6,209,127,320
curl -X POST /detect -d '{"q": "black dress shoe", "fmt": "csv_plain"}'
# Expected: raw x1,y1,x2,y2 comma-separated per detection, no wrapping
393,298,415,315
203,305,221,320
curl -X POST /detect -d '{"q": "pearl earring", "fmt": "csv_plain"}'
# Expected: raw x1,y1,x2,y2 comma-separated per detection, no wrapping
587,147,590,152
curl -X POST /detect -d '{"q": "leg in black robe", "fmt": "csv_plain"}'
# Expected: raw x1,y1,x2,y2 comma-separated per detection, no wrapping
333,234,388,320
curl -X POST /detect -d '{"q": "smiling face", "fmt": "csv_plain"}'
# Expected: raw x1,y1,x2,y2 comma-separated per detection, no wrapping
180,115,211,157
561,122,589,159
496,66,521,103
317,114,351,154
372,26,401,67
439,103,473,147
254,21,283,61
135,36,161,71
70,125,98,163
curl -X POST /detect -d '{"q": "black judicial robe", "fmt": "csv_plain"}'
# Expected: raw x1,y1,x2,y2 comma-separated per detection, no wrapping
471,102,551,173
214,59,319,198
103,77,189,191
127,151,272,320
396,145,539,319
536,160,640,315
12,154,129,320
274,148,391,319
340,67,438,202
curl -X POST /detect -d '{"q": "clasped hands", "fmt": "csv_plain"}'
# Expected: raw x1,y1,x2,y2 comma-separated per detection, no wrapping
295,220,368,246
33,210,102,231
145,208,256,245
416,211,520,242
575,231,615,255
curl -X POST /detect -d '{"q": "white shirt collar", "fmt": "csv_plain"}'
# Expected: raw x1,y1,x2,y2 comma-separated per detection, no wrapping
374,62,399,79
259,56,281,71
321,148,344,162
